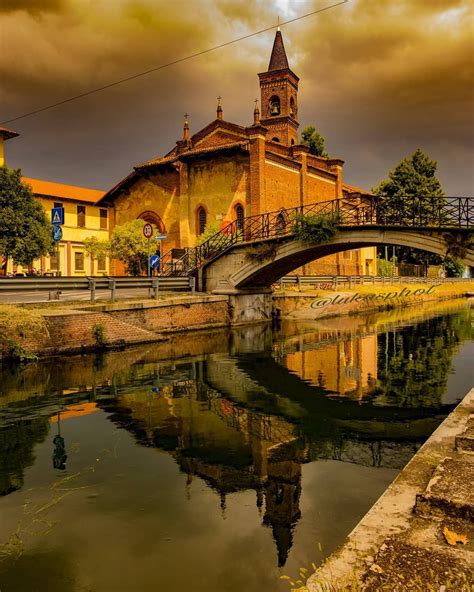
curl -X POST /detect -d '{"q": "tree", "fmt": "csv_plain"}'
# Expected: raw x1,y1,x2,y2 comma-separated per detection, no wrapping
109,219,158,276
0,167,54,274
373,149,445,267
84,236,109,272
374,149,444,199
197,221,220,245
300,125,328,157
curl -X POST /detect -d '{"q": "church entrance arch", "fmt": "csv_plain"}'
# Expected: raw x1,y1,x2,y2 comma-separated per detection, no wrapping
137,211,166,234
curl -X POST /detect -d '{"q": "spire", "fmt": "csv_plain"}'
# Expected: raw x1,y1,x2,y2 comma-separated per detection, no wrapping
253,99,260,125
268,30,289,71
183,113,190,141
216,96,223,121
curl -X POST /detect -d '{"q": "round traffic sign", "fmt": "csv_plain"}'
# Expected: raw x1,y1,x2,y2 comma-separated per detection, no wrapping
52,225,63,242
143,223,153,239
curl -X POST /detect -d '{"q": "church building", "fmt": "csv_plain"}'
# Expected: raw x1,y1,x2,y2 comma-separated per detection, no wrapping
98,30,376,276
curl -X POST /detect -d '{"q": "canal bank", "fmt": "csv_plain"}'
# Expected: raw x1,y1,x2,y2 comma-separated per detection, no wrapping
0,303,472,592
0,281,472,359
274,280,474,321
306,387,474,591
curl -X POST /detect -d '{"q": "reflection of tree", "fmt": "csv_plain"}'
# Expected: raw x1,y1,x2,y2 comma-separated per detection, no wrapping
374,311,472,408
0,418,50,496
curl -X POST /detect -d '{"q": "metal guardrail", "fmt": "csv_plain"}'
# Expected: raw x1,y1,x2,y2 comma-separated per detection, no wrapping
0,276,196,303
276,275,472,291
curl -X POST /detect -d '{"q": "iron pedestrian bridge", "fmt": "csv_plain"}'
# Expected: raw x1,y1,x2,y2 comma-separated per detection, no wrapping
162,196,473,292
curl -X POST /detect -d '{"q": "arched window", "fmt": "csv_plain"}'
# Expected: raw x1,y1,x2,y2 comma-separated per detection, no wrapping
269,95,280,116
197,207,207,235
272,137,280,143
290,96,296,117
235,203,244,231
290,139,295,146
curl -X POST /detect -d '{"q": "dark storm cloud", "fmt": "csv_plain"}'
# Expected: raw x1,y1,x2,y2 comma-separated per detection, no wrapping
0,0,64,13
1,0,472,194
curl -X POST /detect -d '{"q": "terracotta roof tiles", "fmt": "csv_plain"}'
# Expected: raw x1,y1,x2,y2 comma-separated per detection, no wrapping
22,177,106,204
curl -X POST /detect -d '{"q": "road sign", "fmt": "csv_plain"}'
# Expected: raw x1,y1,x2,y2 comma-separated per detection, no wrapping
149,254,160,270
155,234,167,241
51,207,64,225
143,223,153,239
52,225,63,242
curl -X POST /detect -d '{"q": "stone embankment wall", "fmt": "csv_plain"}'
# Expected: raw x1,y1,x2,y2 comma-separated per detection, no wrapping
34,295,230,356
274,282,473,320
3,284,472,358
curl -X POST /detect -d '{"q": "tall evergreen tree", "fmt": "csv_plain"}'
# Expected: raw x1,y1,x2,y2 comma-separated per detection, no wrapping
373,148,445,224
300,125,328,157
373,149,446,266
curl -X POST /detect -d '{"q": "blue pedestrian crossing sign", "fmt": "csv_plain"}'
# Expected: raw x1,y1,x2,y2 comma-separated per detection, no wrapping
149,254,160,270
52,225,63,242
51,207,64,225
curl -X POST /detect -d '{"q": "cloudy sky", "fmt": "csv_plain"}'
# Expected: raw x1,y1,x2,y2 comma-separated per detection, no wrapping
1,0,473,194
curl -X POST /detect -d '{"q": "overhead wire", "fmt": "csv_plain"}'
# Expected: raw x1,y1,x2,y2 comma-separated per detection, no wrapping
0,1,349,125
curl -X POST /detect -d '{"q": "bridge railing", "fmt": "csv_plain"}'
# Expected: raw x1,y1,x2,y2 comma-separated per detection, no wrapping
163,196,473,276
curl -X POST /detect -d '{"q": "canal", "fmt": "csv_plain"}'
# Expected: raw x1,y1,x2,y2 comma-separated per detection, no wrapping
0,301,472,591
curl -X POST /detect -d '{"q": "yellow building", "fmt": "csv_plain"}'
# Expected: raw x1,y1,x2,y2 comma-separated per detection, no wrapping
2,127,110,276
19,177,109,276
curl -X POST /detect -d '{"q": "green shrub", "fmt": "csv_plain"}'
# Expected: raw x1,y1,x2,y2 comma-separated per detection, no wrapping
377,258,395,276
92,323,107,348
291,212,341,244
444,257,464,277
245,242,278,263
197,222,221,245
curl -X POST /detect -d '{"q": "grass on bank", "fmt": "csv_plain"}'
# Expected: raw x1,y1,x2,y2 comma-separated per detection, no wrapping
0,305,48,361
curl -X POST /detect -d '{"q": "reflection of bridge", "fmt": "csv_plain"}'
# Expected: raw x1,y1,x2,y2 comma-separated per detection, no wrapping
163,196,473,294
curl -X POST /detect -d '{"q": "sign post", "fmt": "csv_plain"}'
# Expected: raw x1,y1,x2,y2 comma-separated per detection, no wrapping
51,225,63,276
51,208,64,275
154,234,167,273
143,223,153,277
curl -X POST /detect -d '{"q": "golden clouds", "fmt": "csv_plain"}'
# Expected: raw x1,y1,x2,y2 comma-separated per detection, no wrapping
0,0,472,193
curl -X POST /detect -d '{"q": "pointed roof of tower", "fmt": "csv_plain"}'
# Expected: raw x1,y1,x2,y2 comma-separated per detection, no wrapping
268,30,289,71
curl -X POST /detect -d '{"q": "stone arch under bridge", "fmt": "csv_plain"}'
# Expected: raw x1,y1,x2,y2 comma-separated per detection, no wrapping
202,228,474,292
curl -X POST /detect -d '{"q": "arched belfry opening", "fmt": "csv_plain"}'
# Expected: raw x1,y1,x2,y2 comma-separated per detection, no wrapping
269,95,280,116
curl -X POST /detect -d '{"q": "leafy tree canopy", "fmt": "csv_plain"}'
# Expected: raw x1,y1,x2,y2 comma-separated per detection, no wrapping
83,236,109,260
373,149,447,267
300,125,328,157
109,219,158,276
197,221,220,245
373,148,444,198
0,167,54,270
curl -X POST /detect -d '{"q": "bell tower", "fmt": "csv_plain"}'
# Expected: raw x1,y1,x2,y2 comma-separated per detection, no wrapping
258,30,299,146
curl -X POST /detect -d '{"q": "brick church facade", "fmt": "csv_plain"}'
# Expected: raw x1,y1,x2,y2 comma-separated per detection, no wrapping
98,30,376,276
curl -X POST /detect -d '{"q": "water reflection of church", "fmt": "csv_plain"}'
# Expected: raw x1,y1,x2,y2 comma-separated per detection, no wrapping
103,377,303,567
2,310,463,566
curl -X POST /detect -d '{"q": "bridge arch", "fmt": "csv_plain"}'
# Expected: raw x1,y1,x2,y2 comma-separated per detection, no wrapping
204,228,474,291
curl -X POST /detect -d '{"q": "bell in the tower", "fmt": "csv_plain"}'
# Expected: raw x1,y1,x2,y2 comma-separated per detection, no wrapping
269,96,280,116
